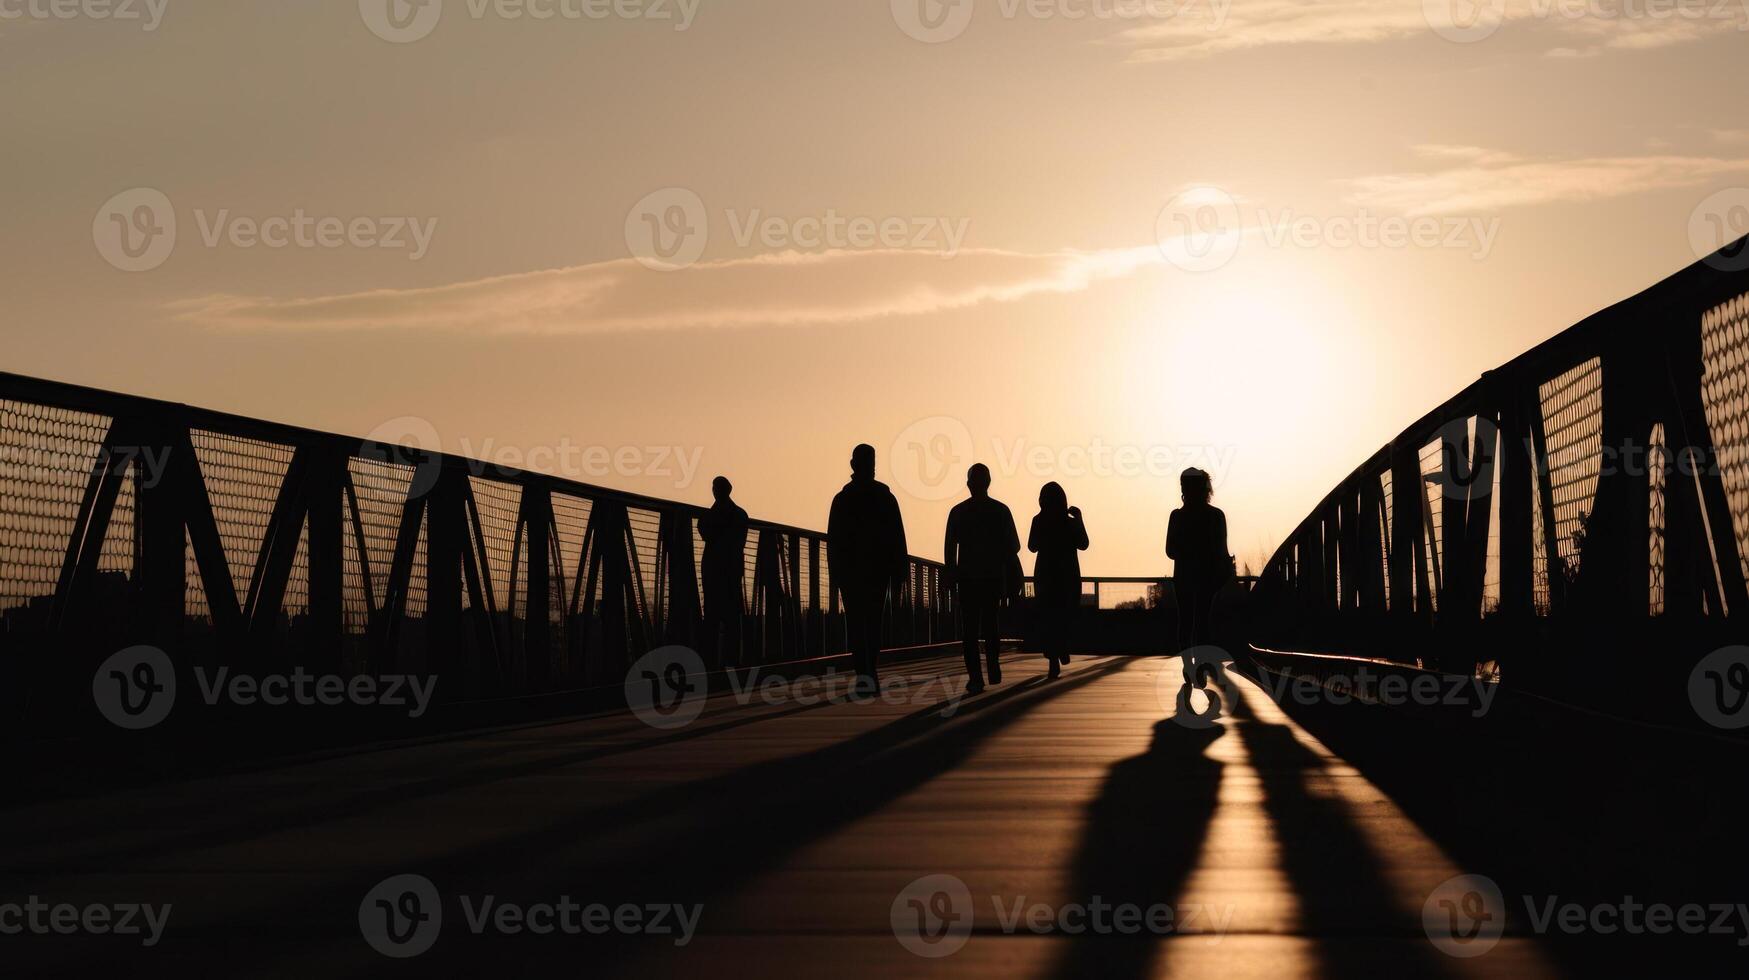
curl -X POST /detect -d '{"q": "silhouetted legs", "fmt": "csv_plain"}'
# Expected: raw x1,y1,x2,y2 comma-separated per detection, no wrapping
703,576,743,670
959,578,1002,691
1176,578,1220,687
1036,601,1074,679
1176,579,1214,652
841,587,884,697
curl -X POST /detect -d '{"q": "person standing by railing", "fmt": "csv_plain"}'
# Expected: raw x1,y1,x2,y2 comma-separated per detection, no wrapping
1028,482,1088,680
1166,467,1231,680
945,464,1021,694
828,444,909,701
698,476,749,670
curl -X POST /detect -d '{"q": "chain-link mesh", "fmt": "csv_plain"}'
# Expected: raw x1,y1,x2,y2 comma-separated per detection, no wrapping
1701,291,1749,588
1538,357,1604,583
0,401,113,619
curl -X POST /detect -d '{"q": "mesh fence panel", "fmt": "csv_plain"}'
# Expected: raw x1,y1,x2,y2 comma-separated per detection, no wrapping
190,430,292,605
1701,291,1749,588
1539,357,1604,580
0,401,112,616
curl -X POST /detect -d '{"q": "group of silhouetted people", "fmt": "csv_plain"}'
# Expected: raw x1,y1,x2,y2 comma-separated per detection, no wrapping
700,444,1230,699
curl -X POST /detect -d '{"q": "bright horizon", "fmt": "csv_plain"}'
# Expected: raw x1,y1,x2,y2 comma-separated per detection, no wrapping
7,0,1748,574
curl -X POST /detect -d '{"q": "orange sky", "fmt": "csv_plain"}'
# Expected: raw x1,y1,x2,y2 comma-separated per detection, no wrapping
5,0,1748,573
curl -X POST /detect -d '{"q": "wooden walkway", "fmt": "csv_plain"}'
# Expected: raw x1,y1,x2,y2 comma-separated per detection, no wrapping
0,652,1643,976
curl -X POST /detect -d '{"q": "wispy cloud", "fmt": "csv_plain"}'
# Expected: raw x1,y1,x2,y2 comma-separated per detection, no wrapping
1343,145,1749,214
170,247,1166,334
1116,0,1747,62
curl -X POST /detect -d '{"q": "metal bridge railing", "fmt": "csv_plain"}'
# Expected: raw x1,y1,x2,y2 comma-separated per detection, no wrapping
0,372,956,734
1248,237,1749,687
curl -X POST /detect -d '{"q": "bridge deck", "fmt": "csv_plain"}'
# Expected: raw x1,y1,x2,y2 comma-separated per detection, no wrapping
2,653,1726,976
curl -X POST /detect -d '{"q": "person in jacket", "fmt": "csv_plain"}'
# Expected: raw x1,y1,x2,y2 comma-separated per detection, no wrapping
827,444,909,699
945,463,1020,694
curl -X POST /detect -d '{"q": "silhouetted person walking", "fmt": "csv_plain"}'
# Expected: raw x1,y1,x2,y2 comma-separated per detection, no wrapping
698,476,749,669
828,444,909,699
1166,467,1230,673
945,463,1020,694
1029,481,1087,680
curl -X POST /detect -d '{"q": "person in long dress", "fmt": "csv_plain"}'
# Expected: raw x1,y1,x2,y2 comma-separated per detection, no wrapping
1028,482,1087,680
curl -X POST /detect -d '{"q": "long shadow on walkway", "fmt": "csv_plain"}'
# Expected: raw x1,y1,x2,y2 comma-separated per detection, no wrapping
1226,675,1463,979
1232,657,1749,973
1044,704,1224,980
3,670,883,875
59,656,1136,974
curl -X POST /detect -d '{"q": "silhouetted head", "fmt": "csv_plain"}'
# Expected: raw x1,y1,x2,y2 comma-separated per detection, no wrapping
1038,481,1067,514
1180,467,1213,505
850,444,876,479
966,463,992,496
712,476,732,502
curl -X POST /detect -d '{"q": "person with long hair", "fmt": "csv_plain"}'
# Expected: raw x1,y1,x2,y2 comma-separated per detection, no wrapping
1028,482,1088,679
1166,468,1230,671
